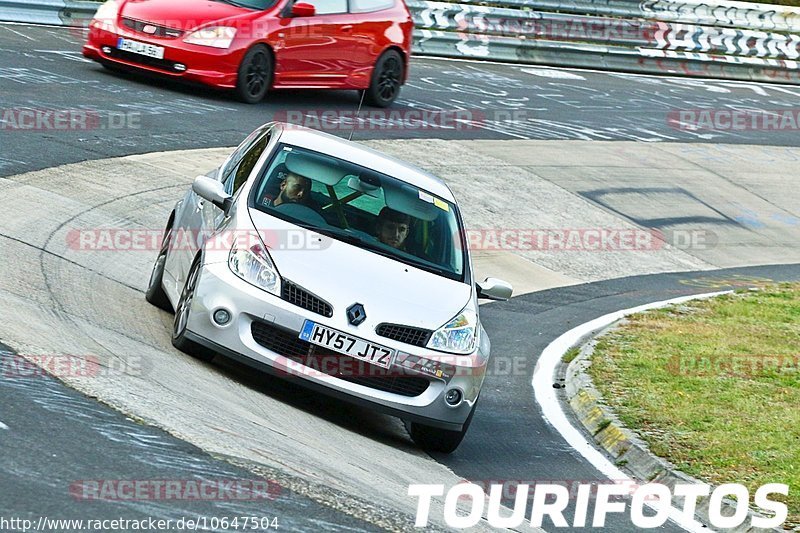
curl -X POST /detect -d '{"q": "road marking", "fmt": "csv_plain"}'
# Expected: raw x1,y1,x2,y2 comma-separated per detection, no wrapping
532,290,731,533
3,26,35,41
521,67,586,80
0,22,66,29
34,50,92,63
0,420,9,430
415,54,786,89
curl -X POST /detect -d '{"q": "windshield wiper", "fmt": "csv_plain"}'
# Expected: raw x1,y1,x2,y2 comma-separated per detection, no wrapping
391,255,452,278
316,229,398,261
209,0,246,6
319,228,454,277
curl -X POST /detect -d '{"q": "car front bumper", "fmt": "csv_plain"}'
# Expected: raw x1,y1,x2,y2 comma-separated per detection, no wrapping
82,23,241,89
184,260,486,431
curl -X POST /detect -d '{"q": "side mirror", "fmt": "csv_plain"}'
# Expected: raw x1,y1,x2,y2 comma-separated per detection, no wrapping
291,2,315,16
476,277,513,301
192,175,233,215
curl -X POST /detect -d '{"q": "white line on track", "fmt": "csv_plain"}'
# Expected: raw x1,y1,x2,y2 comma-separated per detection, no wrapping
0,420,9,430
44,29,83,43
3,26,36,41
0,22,66,29
415,54,800,89
532,290,732,533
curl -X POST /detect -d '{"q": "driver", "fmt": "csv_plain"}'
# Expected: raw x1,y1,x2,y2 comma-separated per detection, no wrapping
272,172,312,207
376,207,412,250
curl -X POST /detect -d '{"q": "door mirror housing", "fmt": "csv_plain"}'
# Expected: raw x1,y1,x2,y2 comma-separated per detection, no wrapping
476,277,513,301
291,2,316,16
192,175,233,215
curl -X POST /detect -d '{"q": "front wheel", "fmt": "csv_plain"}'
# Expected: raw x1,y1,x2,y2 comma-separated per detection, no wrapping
235,45,272,104
364,50,404,108
145,222,173,312
172,258,215,362
406,397,478,454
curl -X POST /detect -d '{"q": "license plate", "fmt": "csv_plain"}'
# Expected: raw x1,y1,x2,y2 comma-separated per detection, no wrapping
117,37,164,59
299,321,394,369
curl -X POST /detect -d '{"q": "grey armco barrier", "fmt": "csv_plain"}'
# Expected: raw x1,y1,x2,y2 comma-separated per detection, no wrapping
3,0,800,84
408,0,800,83
0,0,98,26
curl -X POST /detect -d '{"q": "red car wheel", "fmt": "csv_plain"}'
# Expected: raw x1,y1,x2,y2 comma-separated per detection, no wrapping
236,45,272,104
365,50,403,108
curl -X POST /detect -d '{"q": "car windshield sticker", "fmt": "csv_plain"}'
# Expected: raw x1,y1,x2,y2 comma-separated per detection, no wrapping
433,198,449,212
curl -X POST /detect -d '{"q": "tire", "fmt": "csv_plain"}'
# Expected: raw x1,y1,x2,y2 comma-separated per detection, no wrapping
171,258,215,362
235,45,272,104
406,396,478,454
145,220,174,312
364,50,404,108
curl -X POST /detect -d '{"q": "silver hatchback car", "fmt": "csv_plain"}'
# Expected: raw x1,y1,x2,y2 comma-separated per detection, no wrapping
146,122,512,453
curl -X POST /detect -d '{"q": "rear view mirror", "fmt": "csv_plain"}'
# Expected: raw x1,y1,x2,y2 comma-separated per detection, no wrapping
476,277,513,301
347,175,382,198
192,175,233,214
291,2,316,16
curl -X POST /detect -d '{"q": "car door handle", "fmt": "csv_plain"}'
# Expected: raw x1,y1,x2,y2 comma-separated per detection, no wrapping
341,25,353,33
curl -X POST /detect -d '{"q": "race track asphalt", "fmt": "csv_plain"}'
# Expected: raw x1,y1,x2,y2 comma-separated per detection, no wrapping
4,23,800,179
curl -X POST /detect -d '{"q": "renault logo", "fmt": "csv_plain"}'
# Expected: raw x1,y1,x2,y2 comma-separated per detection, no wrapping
346,303,366,326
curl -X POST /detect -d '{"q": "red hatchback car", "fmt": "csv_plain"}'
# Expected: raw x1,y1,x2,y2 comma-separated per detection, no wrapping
82,0,413,106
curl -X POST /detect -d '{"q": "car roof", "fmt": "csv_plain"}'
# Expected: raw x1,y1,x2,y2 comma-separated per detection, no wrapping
272,123,456,202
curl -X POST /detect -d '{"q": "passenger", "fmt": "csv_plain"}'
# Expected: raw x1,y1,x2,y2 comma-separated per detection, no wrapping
376,206,412,250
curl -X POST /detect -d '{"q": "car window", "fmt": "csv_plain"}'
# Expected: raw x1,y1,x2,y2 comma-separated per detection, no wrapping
350,0,394,13
220,127,263,182
251,144,466,281
301,0,348,15
222,131,271,196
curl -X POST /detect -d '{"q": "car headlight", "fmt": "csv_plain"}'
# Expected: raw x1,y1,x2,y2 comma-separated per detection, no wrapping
184,26,237,49
228,234,281,296
427,306,478,355
90,0,118,32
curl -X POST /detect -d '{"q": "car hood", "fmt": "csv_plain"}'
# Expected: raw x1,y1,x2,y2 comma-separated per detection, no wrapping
119,0,252,31
250,210,472,334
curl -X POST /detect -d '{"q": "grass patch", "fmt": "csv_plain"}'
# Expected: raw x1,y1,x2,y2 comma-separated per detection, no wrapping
588,284,800,526
562,347,581,364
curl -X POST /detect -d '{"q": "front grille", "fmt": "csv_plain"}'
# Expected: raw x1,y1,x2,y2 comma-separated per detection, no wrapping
250,321,430,397
281,280,333,317
107,47,178,72
121,18,183,38
251,321,310,358
376,323,433,348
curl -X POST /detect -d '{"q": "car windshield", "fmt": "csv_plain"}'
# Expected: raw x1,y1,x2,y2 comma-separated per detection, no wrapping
250,144,466,281
211,0,278,9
